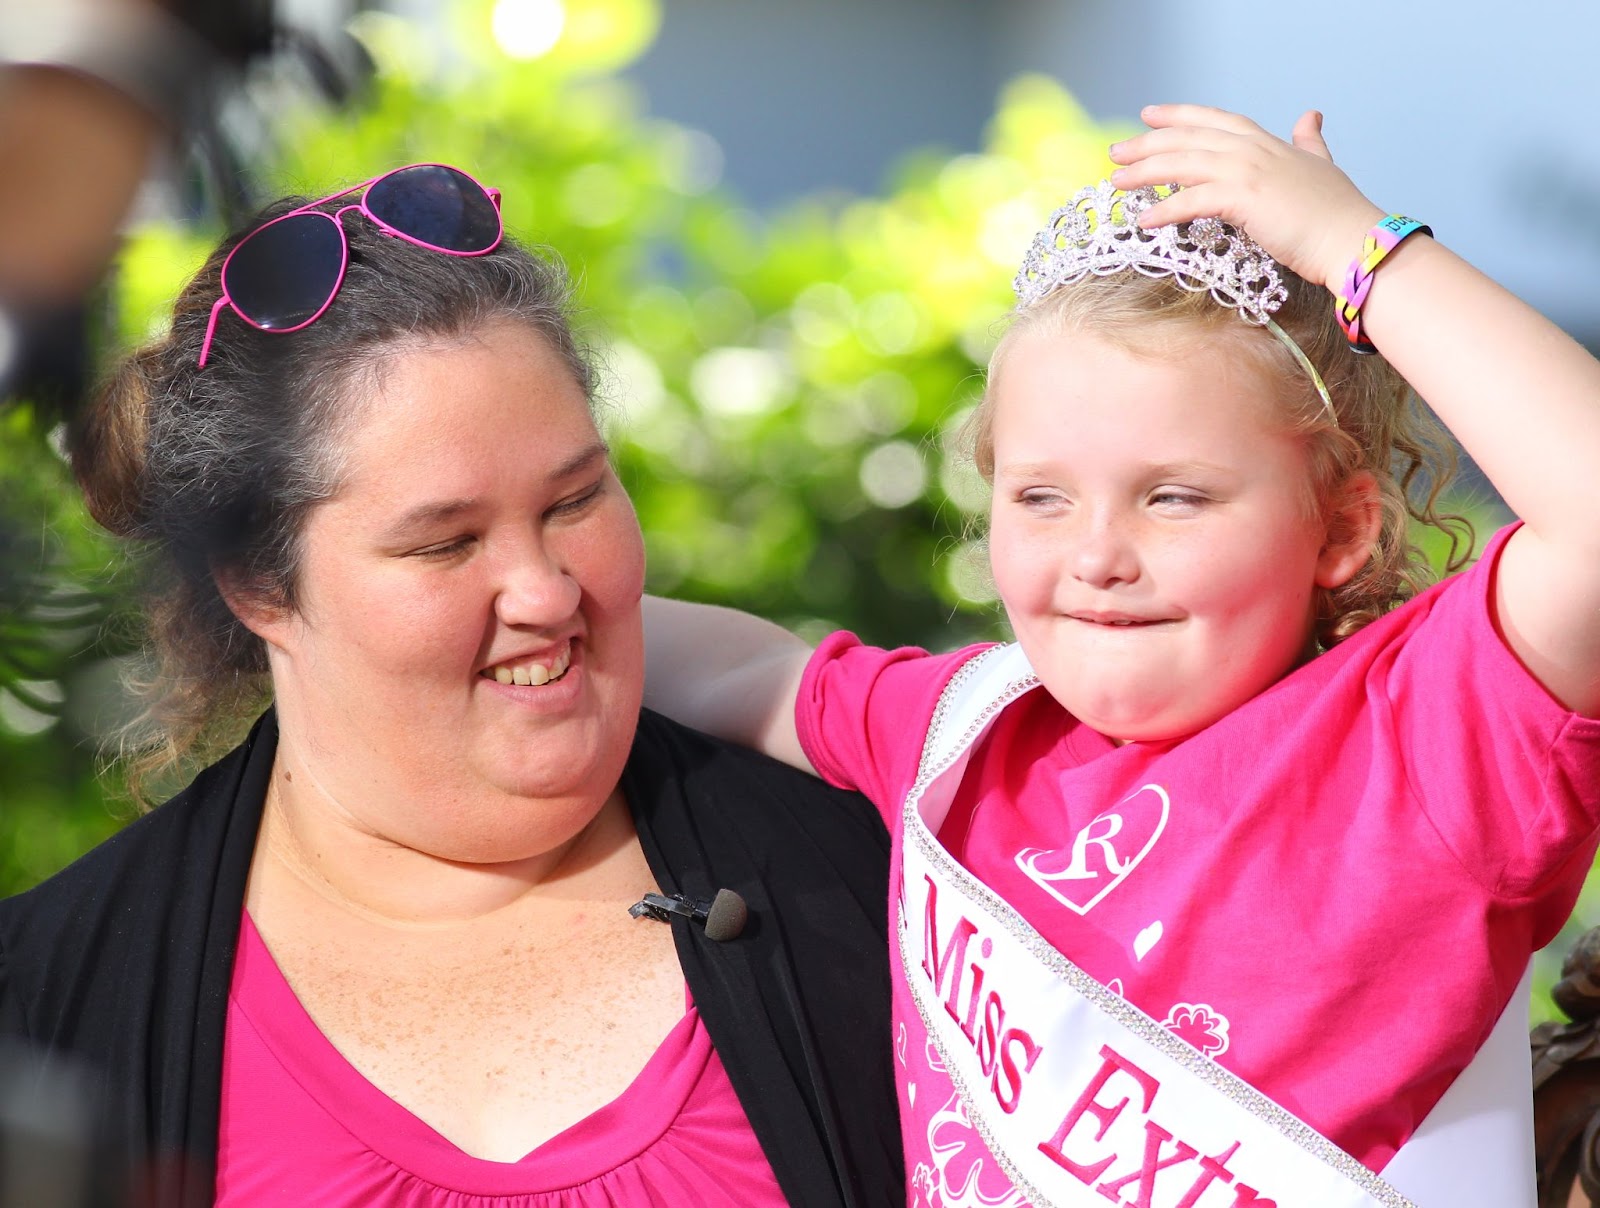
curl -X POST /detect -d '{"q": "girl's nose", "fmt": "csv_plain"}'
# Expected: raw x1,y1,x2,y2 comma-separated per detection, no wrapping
1070,511,1141,589
495,545,582,629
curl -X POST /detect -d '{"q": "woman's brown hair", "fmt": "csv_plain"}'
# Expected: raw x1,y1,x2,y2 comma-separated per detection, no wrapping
73,191,595,801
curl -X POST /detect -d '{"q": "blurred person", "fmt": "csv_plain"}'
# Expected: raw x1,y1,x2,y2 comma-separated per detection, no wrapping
0,0,215,301
0,163,901,1208
643,106,1600,1204
0,0,350,406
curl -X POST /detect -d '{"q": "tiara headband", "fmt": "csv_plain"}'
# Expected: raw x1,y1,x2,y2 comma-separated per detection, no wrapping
1012,181,1337,425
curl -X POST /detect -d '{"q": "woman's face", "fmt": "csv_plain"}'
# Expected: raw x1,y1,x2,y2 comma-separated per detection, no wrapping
254,320,646,862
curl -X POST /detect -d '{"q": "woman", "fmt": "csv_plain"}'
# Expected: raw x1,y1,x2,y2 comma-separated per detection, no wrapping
0,164,900,1207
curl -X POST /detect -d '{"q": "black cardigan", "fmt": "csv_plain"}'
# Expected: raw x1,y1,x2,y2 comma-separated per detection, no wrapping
0,710,902,1207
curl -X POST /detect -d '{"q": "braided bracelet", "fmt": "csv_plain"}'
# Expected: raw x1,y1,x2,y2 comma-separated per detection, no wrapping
1335,214,1432,354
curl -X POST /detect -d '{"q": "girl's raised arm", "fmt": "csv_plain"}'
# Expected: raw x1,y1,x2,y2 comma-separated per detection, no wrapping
641,596,816,772
1111,104,1600,717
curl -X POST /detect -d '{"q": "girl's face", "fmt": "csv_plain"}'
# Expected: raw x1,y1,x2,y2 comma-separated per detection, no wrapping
987,325,1360,743
249,320,647,862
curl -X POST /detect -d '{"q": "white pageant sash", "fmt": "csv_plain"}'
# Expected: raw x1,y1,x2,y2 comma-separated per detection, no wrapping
895,645,1414,1207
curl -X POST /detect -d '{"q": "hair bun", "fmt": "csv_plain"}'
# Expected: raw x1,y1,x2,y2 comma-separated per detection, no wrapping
71,346,158,538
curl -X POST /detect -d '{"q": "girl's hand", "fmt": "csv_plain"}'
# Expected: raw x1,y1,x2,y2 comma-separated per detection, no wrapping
1108,104,1385,295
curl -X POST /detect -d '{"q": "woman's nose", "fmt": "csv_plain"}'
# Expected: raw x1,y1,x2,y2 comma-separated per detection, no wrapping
1070,511,1141,589
494,544,582,629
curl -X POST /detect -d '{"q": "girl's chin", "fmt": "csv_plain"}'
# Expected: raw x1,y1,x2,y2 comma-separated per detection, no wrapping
1054,694,1204,743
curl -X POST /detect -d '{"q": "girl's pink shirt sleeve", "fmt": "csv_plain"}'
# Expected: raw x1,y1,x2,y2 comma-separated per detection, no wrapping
1382,523,1600,912
795,633,994,824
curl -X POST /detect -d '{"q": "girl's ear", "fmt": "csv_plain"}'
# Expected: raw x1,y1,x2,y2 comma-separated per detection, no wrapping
1315,469,1383,590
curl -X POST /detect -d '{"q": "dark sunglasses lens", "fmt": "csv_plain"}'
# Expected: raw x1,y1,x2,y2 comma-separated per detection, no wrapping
365,165,500,253
223,214,346,329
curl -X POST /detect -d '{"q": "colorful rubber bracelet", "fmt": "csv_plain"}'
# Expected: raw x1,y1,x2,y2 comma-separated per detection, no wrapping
1334,214,1432,354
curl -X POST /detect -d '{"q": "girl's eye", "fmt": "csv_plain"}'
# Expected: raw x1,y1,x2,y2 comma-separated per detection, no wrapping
1150,490,1207,511
1017,488,1068,510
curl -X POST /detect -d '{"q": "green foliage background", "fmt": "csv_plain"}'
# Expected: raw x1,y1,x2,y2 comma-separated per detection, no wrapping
4,0,1569,1016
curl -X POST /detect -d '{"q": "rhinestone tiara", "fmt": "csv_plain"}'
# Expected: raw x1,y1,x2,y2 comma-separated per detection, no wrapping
1012,181,1288,325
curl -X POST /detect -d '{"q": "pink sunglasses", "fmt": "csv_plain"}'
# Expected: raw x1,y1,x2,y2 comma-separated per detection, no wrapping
198,162,503,368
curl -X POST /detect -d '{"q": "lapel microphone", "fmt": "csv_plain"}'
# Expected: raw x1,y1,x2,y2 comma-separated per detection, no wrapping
629,889,748,942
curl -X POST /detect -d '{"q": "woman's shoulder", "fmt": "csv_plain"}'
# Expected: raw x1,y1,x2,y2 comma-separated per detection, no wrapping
0,720,271,973
0,784,211,1046
3,789,190,929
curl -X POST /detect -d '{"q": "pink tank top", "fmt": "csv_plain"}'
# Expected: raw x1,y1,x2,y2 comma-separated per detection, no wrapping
216,913,785,1206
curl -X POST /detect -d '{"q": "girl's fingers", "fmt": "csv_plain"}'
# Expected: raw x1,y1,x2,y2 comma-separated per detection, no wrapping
1109,126,1243,165
1110,150,1233,194
1138,103,1266,139
1128,186,1225,230
1290,109,1334,162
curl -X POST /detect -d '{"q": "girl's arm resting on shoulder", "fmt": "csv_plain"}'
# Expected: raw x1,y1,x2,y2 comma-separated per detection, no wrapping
1111,104,1600,717
641,595,817,773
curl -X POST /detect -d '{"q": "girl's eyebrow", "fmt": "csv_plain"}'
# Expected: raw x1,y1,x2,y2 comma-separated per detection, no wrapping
993,461,1061,480
995,458,1237,480
1142,459,1237,479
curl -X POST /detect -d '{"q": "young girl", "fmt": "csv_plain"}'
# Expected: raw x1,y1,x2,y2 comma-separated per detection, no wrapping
645,105,1600,1206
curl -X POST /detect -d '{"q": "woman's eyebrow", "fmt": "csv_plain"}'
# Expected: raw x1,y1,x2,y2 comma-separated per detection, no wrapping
381,498,480,541
552,441,610,480
993,458,1239,482
379,444,611,541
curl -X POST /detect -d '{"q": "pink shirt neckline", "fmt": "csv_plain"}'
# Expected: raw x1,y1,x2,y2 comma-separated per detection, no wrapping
229,910,709,1197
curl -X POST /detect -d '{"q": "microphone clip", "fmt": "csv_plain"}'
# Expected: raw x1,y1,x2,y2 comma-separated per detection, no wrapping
629,888,748,942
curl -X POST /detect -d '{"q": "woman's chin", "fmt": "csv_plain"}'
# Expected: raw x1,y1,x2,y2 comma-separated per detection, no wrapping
410,795,608,866
479,747,625,810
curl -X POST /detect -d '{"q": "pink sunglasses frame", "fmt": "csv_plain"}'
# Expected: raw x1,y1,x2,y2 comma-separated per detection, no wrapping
197,162,504,368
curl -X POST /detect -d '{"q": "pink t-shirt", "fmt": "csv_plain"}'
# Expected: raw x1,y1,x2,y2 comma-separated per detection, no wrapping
215,913,785,1207
797,525,1600,1194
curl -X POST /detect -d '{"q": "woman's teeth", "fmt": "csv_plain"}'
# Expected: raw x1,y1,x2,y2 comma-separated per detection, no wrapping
487,647,572,686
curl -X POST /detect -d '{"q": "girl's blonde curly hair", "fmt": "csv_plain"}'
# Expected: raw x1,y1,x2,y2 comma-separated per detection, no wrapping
962,268,1474,648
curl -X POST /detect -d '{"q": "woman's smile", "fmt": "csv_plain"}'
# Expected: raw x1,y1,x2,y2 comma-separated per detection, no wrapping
481,638,575,686
477,640,589,716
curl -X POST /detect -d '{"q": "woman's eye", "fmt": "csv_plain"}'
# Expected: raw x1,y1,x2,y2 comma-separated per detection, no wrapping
547,481,603,519
412,536,475,560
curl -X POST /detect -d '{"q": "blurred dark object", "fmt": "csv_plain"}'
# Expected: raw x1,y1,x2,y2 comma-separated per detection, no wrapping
0,61,161,412
0,0,371,416
0,1040,116,1208
1532,927,1600,1206
2,298,93,419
